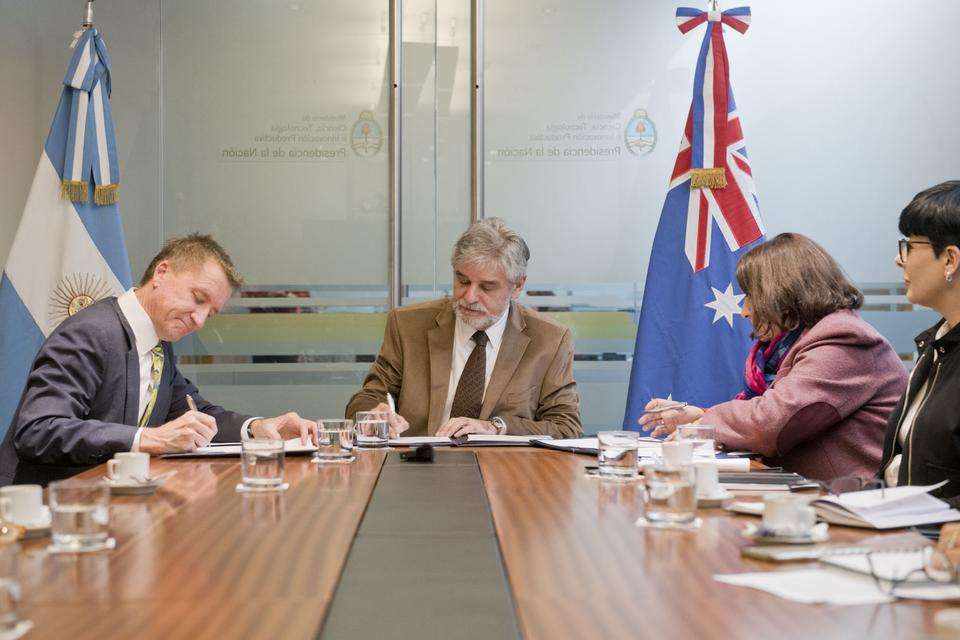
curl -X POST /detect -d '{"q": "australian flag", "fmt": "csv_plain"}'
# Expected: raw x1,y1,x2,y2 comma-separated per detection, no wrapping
623,6,765,429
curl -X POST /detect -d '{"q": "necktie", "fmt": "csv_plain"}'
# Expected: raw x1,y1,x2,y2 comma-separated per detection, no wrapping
139,344,164,427
450,331,489,419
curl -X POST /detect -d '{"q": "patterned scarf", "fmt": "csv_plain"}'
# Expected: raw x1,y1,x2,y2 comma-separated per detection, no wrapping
736,329,802,400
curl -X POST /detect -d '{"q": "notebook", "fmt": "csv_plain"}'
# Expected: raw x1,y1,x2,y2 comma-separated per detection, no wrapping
811,482,960,529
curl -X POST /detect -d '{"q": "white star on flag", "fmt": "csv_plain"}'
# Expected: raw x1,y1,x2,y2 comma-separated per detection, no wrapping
704,283,745,328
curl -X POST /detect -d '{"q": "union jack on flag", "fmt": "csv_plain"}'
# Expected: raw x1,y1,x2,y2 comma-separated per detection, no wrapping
624,6,765,427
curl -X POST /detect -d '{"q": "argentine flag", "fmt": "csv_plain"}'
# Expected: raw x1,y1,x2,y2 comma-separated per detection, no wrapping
0,28,132,442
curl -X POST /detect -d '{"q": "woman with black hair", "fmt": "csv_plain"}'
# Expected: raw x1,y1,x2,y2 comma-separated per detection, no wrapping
881,180,960,505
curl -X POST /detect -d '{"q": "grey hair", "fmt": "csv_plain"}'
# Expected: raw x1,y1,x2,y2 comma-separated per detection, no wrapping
451,218,530,283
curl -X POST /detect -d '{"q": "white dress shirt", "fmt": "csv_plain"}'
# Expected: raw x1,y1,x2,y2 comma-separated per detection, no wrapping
440,307,509,424
116,288,161,452
116,288,256,451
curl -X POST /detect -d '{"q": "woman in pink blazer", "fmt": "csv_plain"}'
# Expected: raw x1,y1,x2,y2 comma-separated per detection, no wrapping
639,233,907,481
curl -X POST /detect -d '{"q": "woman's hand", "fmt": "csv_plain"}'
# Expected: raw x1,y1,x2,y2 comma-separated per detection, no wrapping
638,398,705,438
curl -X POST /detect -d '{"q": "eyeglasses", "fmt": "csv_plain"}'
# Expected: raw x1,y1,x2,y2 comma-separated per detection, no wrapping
818,475,885,499
898,239,933,262
866,546,959,598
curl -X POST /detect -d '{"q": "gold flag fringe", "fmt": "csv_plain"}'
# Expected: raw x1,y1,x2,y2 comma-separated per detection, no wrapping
61,180,88,203
690,168,727,190
94,184,119,205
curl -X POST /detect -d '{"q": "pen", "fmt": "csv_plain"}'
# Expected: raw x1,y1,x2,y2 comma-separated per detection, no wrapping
386,392,396,414
186,394,198,413
644,401,688,414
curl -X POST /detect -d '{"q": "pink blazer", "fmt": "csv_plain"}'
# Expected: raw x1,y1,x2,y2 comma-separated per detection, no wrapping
703,310,908,481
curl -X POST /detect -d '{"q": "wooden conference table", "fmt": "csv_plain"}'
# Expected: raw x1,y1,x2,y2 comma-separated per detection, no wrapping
10,449,952,639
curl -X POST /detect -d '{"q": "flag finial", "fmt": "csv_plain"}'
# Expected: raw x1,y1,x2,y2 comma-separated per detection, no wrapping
82,0,95,29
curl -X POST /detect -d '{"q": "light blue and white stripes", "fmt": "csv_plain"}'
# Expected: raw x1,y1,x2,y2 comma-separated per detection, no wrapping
0,29,131,443
61,28,120,206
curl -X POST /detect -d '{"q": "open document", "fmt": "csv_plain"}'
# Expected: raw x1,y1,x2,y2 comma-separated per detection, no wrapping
812,481,960,529
162,438,318,458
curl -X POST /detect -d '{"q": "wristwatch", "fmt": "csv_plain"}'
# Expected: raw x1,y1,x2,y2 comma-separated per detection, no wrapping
491,416,508,435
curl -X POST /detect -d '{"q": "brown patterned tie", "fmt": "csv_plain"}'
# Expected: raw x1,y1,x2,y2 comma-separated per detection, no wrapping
449,331,489,419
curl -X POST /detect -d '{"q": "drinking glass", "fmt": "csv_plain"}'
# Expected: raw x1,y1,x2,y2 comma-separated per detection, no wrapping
639,464,698,528
48,479,111,551
676,424,716,458
597,431,639,479
0,545,24,635
239,439,286,491
314,419,355,463
355,411,390,448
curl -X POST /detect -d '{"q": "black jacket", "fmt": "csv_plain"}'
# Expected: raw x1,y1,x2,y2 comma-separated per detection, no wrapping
879,320,960,506
0,298,249,486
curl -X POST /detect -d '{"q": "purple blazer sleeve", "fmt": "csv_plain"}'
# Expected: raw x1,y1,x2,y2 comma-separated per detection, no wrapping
704,328,901,458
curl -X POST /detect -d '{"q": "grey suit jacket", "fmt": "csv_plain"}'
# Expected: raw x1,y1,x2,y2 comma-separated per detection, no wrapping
0,298,249,486
345,299,582,438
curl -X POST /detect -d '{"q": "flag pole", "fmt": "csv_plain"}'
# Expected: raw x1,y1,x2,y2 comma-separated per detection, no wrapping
82,0,95,29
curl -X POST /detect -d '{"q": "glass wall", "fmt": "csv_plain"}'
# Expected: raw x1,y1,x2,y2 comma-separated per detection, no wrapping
1,0,956,436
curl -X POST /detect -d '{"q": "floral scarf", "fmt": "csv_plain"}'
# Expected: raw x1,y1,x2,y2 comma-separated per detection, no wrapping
736,329,802,400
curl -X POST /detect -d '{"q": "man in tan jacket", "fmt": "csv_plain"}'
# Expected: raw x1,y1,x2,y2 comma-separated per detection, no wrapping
346,218,581,439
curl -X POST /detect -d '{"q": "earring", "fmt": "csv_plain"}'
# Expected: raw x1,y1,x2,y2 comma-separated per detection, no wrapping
948,272,954,283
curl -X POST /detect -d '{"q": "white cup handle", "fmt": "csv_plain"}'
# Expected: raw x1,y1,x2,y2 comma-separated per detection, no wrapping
0,496,9,520
799,506,817,530
107,459,118,479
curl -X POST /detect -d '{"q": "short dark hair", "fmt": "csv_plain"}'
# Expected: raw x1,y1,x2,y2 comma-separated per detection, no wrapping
898,180,960,257
139,233,243,289
736,233,863,336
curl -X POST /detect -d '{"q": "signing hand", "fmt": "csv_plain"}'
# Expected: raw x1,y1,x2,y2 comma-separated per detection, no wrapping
638,398,705,438
371,402,409,438
436,417,497,438
251,412,318,445
139,411,218,454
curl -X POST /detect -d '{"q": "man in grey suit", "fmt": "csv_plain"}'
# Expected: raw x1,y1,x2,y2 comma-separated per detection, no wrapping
0,234,316,486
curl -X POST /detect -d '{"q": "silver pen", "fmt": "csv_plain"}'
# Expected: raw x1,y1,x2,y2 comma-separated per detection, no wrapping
644,401,688,415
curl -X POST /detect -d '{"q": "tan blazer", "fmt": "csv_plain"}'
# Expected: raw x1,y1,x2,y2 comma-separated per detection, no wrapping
346,299,581,438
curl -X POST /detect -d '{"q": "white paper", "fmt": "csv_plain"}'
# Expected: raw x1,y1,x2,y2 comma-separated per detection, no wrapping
465,434,553,444
185,438,317,456
714,568,895,605
388,436,453,446
813,482,960,528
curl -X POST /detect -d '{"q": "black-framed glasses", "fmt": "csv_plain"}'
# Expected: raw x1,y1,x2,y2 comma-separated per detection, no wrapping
818,475,885,498
866,546,959,598
899,239,934,262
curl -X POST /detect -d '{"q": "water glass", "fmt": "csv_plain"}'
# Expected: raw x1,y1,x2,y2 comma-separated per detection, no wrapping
240,439,286,490
355,411,390,448
676,424,716,457
0,545,22,634
315,419,355,463
640,464,698,528
597,431,639,479
48,479,110,551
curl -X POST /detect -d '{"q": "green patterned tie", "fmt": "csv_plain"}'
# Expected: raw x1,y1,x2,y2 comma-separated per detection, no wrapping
138,344,164,427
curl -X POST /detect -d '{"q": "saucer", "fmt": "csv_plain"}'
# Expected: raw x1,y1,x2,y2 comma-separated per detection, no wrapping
0,620,34,640
46,537,116,554
235,482,289,493
741,522,829,545
104,472,173,496
697,488,733,508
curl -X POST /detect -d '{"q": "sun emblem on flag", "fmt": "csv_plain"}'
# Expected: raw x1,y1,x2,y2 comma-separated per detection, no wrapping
49,273,114,327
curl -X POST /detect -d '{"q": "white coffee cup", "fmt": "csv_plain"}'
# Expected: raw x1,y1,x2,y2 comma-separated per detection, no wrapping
762,494,816,536
661,440,694,466
107,452,150,482
693,460,721,498
0,484,45,525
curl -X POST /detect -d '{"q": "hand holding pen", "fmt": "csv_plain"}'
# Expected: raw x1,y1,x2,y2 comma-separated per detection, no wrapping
637,398,705,438
137,392,218,454
371,392,410,438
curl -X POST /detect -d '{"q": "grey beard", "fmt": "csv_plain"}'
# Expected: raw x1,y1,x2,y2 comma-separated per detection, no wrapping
454,304,496,330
